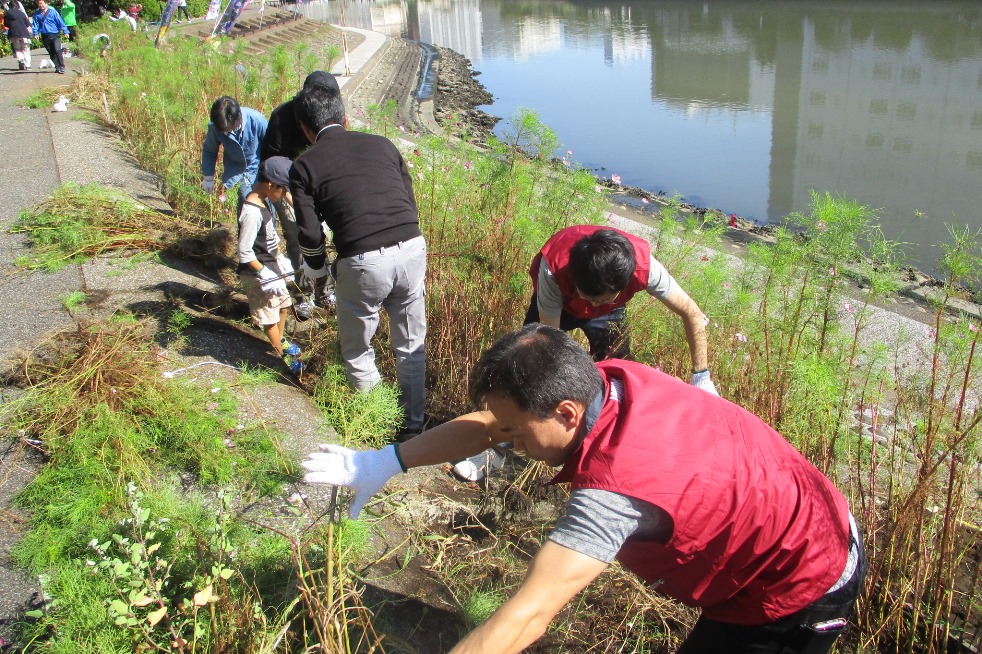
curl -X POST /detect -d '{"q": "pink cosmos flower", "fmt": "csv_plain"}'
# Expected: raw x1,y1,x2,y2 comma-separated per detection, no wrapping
735,333,748,342
406,161,414,168
463,161,473,171
595,185,603,193
642,198,649,204
399,125,406,133
611,174,622,184
723,282,730,289
566,149,573,156
844,303,854,314
829,266,837,276
970,323,978,333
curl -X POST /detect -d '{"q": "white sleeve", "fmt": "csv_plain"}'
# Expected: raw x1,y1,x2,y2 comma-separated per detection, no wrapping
237,205,261,266
536,259,564,320
647,254,678,300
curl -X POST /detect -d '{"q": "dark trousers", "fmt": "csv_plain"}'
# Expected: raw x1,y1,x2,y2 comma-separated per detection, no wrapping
524,292,629,360
177,5,190,20
65,25,77,41
676,530,869,654
40,33,65,71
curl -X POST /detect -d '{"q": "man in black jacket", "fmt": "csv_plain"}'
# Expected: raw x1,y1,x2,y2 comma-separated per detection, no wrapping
290,85,427,435
260,71,341,312
3,1,33,70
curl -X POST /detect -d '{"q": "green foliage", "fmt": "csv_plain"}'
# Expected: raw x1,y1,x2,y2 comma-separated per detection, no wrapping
460,589,505,627
236,361,278,388
0,34,12,58
60,290,88,312
312,364,404,448
21,89,61,111
166,307,192,334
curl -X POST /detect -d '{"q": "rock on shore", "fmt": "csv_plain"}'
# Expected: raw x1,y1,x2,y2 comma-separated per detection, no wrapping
434,47,500,143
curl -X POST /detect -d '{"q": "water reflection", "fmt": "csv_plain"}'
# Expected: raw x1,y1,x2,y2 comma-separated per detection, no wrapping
296,0,982,270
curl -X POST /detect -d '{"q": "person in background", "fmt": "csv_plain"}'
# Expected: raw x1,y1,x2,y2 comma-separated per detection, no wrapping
260,70,342,315
528,225,715,389
291,85,427,438
201,96,268,213
31,0,68,74
127,2,141,18
4,1,33,70
457,224,720,483
302,324,867,654
58,0,75,43
110,7,137,30
237,157,305,377
175,0,190,22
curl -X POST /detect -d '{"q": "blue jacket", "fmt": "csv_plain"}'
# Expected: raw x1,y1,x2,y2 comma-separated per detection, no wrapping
200,106,268,193
32,6,68,35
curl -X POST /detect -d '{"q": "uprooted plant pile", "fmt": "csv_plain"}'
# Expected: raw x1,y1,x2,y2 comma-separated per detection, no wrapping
11,182,231,272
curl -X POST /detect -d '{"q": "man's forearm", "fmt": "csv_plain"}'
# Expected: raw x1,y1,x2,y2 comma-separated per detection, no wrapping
662,288,709,371
399,412,496,469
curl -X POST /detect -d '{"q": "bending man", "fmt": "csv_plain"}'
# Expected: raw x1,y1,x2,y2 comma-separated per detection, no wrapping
260,70,341,313
303,324,866,654
200,96,267,212
527,225,716,394
290,85,426,435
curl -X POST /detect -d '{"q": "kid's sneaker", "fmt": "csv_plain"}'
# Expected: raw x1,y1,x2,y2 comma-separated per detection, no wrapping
451,448,506,482
280,338,301,357
283,354,306,376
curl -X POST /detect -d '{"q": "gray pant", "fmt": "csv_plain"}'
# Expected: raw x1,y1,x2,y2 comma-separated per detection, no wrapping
335,235,426,429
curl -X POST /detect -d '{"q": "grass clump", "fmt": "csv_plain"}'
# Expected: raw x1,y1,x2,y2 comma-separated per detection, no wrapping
312,363,404,448
11,183,198,272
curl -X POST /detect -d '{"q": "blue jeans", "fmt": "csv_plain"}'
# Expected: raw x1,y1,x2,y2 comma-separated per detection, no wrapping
675,527,868,654
524,291,630,360
335,236,427,429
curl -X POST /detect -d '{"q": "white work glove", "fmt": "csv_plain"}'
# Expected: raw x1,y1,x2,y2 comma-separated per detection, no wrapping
201,175,215,193
275,254,295,278
301,261,328,282
257,266,288,297
690,369,719,396
302,443,403,519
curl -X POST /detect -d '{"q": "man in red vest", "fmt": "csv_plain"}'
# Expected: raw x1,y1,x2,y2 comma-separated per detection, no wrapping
528,225,717,396
302,325,866,654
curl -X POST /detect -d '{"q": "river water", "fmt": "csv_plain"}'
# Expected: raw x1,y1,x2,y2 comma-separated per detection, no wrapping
296,0,982,272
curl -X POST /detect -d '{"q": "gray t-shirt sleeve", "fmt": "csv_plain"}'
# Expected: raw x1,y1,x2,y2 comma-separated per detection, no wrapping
548,488,672,563
536,259,564,320
237,204,262,265
646,254,678,300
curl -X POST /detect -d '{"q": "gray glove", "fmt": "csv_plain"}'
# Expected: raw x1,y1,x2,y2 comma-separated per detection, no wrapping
302,444,403,519
201,175,215,193
301,261,328,281
690,369,719,396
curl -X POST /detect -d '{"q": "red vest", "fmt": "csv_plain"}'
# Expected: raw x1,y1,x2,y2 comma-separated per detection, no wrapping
530,225,651,319
552,361,850,625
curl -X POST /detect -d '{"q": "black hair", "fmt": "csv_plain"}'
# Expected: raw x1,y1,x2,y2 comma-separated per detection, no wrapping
210,96,241,134
294,85,345,133
568,229,637,297
469,324,603,417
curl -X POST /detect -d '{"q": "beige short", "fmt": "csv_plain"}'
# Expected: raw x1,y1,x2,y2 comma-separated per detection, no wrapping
240,271,293,327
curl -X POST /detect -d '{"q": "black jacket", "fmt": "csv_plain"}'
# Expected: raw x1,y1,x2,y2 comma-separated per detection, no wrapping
4,6,31,39
290,126,421,267
259,98,309,161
